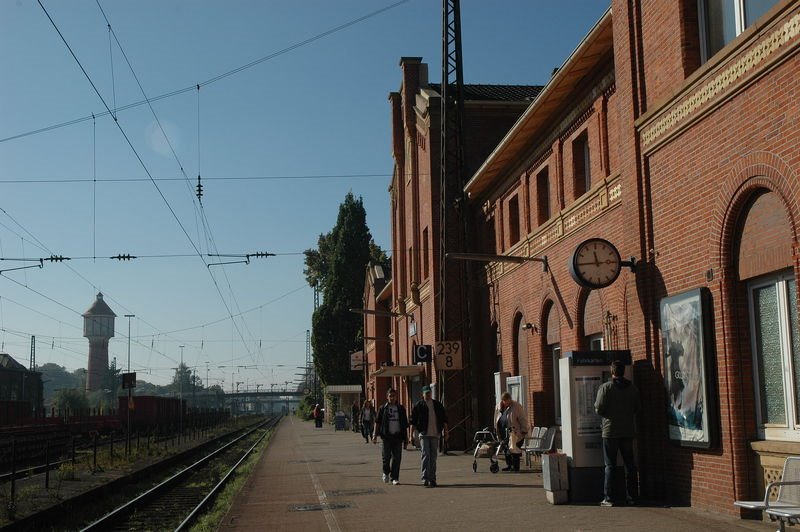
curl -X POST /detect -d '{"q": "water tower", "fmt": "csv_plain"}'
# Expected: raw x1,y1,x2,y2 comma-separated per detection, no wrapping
83,292,116,391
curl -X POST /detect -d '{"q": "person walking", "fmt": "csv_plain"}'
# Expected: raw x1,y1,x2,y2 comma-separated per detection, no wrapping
594,359,640,507
360,399,376,443
373,388,409,485
493,392,529,472
313,403,323,428
351,401,361,433
410,385,448,487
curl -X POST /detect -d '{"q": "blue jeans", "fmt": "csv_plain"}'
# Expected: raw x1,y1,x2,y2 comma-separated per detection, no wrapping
420,435,439,482
362,419,374,442
381,436,403,481
602,437,638,502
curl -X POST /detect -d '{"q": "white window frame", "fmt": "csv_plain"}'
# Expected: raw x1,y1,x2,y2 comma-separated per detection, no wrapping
699,0,779,62
588,333,604,351
551,344,562,425
748,270,798,441
507,375,527,412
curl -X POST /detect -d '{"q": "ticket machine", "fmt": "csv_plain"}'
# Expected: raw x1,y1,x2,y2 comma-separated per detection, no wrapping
559,350,631,502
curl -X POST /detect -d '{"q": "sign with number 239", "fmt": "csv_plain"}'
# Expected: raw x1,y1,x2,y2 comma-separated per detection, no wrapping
435,341,462,370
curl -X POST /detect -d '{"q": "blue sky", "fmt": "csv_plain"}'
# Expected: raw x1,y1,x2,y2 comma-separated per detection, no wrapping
0,1,608,389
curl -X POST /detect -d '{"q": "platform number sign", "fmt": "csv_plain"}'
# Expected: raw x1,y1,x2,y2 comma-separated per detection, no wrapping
414,344,433,364
435,341,462,370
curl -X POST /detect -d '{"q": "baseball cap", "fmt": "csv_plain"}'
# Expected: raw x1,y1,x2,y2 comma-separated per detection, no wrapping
422,385,431,393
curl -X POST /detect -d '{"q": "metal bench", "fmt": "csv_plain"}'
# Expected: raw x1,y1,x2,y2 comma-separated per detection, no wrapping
734,456,800,532
525,426,556,467
523,427,543,467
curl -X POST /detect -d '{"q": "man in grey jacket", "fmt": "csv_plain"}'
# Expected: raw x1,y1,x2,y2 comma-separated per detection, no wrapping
594,360,639,507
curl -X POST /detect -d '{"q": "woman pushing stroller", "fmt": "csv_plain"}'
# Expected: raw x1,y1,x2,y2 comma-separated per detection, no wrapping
493,392,529,472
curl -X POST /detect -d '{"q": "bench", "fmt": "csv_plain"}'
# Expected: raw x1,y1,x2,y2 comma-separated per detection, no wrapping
734,456,800,532
524,426,556,467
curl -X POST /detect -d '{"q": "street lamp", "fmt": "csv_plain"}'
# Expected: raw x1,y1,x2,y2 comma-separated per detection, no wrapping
123,314,134,458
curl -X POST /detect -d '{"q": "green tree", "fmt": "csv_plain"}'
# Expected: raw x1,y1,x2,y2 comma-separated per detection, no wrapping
53,388,89,415
39,363,82,405
171,362,195,400
304,192,386,386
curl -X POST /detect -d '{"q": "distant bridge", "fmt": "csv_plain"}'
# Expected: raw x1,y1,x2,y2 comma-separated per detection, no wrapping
224,390,306,415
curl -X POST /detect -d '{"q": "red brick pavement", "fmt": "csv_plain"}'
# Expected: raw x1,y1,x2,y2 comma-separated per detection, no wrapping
219,417,776,532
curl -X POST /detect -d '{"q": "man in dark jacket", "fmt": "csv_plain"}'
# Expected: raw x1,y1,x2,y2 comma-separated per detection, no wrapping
373,388,409,485
410,385,448,487
594,360,640,507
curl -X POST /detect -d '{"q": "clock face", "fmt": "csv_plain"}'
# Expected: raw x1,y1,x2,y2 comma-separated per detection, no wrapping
569,238,622,289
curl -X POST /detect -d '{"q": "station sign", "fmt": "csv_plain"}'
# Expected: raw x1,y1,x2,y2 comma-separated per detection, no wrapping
350,351,364,371
122,372,137,389
435,341,462,370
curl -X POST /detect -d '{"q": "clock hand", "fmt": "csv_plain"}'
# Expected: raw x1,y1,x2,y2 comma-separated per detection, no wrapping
593,251,600,267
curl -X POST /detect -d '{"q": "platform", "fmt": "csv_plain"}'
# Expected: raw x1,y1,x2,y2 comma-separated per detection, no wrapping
220,417,774,531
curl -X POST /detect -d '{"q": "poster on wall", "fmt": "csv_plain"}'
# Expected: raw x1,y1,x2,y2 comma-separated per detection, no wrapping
660,288,713,448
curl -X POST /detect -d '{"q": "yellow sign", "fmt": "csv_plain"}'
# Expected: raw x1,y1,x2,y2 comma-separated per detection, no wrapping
435,341,463,370
128,397,135,410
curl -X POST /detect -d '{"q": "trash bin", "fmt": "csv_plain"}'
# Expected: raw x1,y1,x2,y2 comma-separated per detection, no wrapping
543,453,569,504
335,412,347,431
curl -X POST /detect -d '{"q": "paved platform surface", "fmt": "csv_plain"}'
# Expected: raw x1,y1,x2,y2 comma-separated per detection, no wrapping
220,417,775,532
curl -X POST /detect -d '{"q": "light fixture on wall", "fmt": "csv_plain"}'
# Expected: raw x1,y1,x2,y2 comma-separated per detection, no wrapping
522,322,538,333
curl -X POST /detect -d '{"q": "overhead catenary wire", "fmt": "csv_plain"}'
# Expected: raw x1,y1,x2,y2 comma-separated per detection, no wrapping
38,0,260,372
0,173,394,184
93,0,266,376
0,0,410,145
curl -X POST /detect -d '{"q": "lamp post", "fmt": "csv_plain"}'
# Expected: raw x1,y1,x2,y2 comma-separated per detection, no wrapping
124,314,134,458
179,344,185,442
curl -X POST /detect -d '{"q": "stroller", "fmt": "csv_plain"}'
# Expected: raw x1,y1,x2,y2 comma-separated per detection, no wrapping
471,427,510,473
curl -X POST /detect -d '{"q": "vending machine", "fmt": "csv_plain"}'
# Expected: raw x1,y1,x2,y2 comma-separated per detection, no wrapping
559,350,631,502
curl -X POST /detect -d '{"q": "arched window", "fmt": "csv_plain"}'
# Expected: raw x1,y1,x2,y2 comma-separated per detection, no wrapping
582,290,604,351
542,302,562,425
737,190,797,440
512,313,528,377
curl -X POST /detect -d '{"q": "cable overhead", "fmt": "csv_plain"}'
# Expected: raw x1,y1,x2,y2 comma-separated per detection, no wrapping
39,0,255,365
93,1,262,372
1,0,410,145
0,173,394,184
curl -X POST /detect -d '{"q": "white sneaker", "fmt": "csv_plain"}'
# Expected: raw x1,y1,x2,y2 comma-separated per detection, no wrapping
392,480,399,485
382,474,389,483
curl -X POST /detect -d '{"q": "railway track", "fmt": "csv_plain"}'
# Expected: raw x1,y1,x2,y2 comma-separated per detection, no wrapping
80,415,280,531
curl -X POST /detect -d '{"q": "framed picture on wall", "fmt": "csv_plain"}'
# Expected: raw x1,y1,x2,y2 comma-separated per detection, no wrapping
660,288,715,448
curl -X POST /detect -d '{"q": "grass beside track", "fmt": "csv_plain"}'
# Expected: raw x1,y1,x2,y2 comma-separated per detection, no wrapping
189,425,277,531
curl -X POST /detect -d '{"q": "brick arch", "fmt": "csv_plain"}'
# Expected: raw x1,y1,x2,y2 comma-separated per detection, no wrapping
708,151,800,502
573,288,607,349
536,290,561,340
709,151,800,273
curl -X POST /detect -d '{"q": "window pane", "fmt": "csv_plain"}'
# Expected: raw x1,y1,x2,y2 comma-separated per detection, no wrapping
745,0,779,26
754,284,786,424
788,279,800,425
705,0,738,56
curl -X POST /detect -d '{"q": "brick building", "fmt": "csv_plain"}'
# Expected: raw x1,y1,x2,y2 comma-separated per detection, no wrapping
367,0,800,518
363,58,541,446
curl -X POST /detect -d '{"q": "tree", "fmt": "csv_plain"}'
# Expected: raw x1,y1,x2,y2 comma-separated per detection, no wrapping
53,388,89,415
171,362,194,400
39,363,82,404
304,192,387,386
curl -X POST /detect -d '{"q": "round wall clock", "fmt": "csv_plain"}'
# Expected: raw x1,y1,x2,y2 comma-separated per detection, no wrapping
569,238,622,289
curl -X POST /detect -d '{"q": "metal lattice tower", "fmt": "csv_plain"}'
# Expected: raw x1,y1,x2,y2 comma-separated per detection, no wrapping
29,335,35,371
438,0,472,448
438,0,466,341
